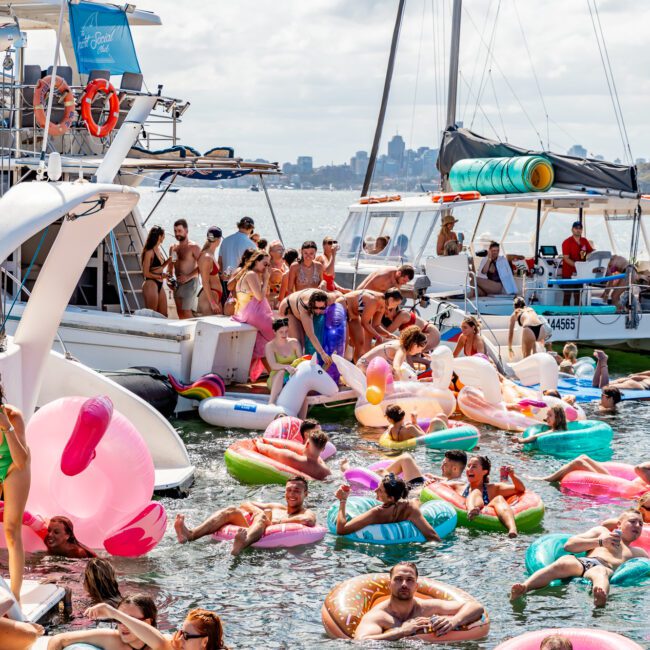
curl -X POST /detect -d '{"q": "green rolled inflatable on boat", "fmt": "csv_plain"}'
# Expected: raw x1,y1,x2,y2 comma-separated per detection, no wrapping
449,156,554,195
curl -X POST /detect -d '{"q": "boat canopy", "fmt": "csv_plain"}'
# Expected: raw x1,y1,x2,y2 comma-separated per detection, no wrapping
437,127,638,195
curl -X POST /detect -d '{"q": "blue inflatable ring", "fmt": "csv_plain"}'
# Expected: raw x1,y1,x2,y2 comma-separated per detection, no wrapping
525,533,650,587
522,420,613,457
327,496,457,545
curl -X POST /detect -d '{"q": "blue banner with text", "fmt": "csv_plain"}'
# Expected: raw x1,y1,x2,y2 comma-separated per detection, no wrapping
69,1,141,76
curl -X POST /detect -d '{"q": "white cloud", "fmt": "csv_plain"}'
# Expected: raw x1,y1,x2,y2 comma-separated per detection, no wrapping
21,0,650,165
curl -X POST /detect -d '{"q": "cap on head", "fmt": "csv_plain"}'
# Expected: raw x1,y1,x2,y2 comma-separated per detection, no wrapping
571,221,583,229
207,226,222,241
238,216,255,229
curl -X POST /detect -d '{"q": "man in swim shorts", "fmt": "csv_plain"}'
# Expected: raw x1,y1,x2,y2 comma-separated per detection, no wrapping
509,509,648,607
354,562,484,641
174,476,316,555
254,429,332,480
169,218,201,318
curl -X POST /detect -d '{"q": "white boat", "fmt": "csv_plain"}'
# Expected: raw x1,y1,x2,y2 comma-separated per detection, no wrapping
0,1,278,410
333,1,650,357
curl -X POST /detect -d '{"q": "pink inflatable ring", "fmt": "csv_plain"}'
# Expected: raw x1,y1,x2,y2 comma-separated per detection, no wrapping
495,627,644,649
561,462,649,500
263,416,337,460
213,522,326,548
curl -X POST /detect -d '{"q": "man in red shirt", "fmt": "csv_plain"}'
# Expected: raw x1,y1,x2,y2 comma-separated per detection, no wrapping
561,221,594,305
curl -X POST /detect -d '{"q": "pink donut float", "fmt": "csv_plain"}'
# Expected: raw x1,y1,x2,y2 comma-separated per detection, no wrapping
263,416,337,460
212,522,327,548
25,396,166,556
495,627,644,649
560,462,649,500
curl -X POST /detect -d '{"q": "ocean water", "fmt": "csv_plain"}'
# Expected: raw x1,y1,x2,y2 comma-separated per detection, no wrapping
13,189,650,648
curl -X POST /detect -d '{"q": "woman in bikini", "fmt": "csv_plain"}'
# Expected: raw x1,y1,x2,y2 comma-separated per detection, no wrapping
337,288,402,361
141,225,169,317
356,326,428,379
436,215,460,256
278,288,333,367
452,316,486,358
316,236,348,294
382,304,441,353
267,240,286,309
333,474,440,542
508,296,546,359
0,382,30,603
198,227,223,316
285,241,324,295
593,348,650,391
264,318,303,404
448,455,525,537
232,251,274,380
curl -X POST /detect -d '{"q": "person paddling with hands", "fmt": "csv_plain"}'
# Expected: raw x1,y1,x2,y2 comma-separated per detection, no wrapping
354,562,484,641
510,509,648,607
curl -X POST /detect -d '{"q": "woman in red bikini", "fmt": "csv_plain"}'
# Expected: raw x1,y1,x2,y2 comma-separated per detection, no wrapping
452,316,486,358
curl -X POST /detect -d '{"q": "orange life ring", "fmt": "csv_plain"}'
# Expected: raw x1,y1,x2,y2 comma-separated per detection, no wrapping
431,191,481,203
80,78,120,138
33,75,76,136
360,194,401,205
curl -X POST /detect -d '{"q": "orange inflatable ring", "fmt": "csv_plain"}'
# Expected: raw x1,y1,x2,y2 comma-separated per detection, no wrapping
359,194,401,205
34,75,76,136
322,573,490,642
80,78,120,138
431,191,481,203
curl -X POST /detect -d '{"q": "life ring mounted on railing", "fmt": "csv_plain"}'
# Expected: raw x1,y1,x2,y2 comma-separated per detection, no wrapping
80,78,120,138
33,75,76,136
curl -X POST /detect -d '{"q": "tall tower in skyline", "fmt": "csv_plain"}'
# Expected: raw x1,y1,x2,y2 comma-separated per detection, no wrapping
387,134,405,166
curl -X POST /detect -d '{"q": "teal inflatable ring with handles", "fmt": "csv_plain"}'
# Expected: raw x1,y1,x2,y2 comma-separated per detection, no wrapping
522,420,613,457
525,533,650,587
327,496,457,545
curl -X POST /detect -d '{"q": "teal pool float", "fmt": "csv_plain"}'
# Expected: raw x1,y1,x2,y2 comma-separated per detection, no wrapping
522,420,613,457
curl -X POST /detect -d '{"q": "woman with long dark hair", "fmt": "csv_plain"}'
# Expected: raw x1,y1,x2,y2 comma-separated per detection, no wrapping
141,225,169,316
0,381,30,602
285,241,323,295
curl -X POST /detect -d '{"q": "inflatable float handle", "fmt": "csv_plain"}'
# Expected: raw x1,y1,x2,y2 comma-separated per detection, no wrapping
518,399,547,409
60,396,113,477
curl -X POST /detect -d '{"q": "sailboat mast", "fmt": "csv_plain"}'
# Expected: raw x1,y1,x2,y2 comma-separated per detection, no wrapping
441,0,462,191
361,0,406,198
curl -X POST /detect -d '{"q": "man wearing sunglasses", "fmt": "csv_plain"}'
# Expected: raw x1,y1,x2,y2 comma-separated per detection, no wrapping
174,475,317,556
561,221,594,306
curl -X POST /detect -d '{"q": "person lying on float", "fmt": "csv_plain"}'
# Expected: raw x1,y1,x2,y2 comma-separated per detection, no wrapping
334,475,440,542
510,509,648,607
355,562,483,641
174,476,316,555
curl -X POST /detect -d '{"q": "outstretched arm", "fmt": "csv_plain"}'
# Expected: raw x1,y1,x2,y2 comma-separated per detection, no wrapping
409,507,441,542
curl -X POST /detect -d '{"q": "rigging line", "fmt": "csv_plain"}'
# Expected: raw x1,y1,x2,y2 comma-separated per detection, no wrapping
489,69,507,141
406,0,427,192
431,0,443,139
469,0,502,129
512,0,550,150
458,72,501,141
592,0,633,164
548,116,580,148
462,7,544,149
462,0,496,124
586,0,628,165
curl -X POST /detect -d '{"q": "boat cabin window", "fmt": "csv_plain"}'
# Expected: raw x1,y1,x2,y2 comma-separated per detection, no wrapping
471,203,516,254
500,203,537,257
361,211,401,256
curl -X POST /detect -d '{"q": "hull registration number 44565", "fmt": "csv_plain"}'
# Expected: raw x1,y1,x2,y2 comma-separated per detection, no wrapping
547,316,577,332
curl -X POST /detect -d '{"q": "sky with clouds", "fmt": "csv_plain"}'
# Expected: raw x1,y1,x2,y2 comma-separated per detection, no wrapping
26,0,650,166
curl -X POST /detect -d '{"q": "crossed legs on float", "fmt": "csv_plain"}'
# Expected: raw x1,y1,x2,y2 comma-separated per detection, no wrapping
378,453,423,483
490,495,518,538
230,512,268,556
2,462,31,601
537,455,607,483
174,506,250,544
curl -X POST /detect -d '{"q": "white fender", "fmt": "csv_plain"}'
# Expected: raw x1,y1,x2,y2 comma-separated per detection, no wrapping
199,398,286,430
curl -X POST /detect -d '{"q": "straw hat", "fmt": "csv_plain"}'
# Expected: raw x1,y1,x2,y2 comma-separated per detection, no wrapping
442,215,458,227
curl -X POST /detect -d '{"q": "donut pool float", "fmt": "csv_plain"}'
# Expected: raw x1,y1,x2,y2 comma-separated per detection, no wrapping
495,628,643,649
213,522,326,549
263,416,337,460
560,462,649,500
378,422,479,451
322,573,489,642
421,483,544,533
522,420,613,457
525,533,650,586
327,496,456,544
224,438,317,485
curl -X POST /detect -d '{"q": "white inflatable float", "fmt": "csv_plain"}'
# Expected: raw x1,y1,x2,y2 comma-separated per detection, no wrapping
199,355,339,429
334,348,456,428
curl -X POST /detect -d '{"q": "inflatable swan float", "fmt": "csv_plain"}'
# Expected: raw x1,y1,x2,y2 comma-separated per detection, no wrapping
333,347,456,428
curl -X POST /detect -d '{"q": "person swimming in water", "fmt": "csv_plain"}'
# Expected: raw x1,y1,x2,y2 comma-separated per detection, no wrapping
513,405,567,444
510,509,648,607
45,516,96,559
174,475,317,556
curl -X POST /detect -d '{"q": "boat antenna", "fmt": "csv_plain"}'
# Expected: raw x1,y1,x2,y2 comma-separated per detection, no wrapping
361,0,406,198
36,0,66,181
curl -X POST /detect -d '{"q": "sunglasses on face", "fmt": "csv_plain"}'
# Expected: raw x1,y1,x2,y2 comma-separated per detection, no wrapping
312,305,326,312
178,630,207,641
277,318,289,326
325,240,338,245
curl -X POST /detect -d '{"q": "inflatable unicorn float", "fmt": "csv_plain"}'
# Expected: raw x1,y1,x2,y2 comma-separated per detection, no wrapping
0,395,166,557
333,347,456,428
